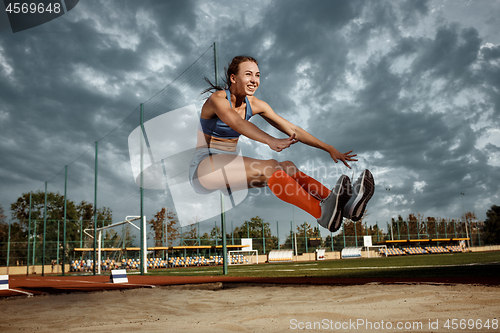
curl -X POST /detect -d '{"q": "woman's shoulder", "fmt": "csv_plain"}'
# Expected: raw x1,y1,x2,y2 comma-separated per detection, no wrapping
201,90,229,117
247,95,272,114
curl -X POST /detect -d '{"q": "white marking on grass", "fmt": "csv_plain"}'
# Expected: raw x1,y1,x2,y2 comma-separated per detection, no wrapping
301,262,499,271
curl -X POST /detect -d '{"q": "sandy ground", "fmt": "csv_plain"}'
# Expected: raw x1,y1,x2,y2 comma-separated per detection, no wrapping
0,283,499,332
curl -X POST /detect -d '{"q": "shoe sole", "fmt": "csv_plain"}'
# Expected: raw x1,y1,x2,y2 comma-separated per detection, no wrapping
326,176,352,232
347,169,375,221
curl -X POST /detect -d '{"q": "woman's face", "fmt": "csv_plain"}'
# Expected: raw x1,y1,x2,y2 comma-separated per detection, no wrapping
231,61,260,96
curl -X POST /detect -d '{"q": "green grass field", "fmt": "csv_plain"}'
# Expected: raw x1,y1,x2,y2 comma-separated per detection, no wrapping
146,252,500,279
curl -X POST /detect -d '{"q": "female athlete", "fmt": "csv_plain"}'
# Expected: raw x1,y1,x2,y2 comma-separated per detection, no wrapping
189,56,374,231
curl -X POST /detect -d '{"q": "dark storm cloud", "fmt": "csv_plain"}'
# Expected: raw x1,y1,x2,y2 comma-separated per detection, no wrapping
1,0,499,228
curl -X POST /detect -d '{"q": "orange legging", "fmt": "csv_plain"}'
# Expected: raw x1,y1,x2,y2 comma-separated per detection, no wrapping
267,170,331,219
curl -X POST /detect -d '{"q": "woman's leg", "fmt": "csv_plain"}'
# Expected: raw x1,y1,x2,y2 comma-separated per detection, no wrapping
196,154,326,218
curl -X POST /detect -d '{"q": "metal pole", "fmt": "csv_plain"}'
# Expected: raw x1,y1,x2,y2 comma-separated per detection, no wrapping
376,221,380,243
214,42,227,275
27,192,32,275
304,222,307,253
93,141,98,275
140,104,145,275
62,166,67,276
42,182,47,276
56,220,60,272
354,221,358,247
330,231,333,252
276,221,279,250
461,193,470,248
231,220,234,245
247,220,250,239
197,221,200,256
342,223,346,248
6,221,11,268
262,220,266,255
32,220,37,267
221,195,227,275
215,221,217,246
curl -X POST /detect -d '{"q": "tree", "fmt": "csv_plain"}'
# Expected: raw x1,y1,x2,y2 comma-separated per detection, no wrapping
147,208,180,247
148,209,166,247
183,224,199,246
483,205,500,245
9,191,113,264
232,216,277,253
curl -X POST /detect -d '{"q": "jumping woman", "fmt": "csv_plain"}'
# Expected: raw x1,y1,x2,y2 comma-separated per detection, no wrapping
189,56,374,232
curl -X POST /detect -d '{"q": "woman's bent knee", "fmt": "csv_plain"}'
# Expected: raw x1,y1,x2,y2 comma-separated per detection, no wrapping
279,160,298,176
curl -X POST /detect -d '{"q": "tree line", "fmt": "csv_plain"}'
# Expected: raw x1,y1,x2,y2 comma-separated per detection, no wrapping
1,191,500,264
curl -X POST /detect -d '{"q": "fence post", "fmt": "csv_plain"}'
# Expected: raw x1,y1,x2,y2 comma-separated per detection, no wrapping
93,141,98,276
330,231,333,252
354,221,357,247
262,219,266,255
304,222,307,253
343,223,346,248
27,192,32,275
63,166,67,276
57,220,60,271
6,221,11,268
276,221,279,250
32,220,37,266
42,182,47,276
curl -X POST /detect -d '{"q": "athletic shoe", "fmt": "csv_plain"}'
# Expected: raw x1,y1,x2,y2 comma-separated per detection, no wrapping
317,175,352,232
343,169,375,221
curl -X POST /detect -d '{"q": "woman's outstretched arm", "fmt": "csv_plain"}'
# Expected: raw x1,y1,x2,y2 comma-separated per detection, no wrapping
254,98,357,168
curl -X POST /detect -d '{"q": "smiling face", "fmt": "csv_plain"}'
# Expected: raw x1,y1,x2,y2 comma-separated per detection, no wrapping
230,61,260,96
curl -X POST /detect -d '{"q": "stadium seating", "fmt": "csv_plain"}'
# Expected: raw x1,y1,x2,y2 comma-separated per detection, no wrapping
402,247,427,255
379,248,406,256
446,246,463,253
425,246,448,254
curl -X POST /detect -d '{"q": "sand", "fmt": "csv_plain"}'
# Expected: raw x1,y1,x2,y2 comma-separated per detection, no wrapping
1,283,499,332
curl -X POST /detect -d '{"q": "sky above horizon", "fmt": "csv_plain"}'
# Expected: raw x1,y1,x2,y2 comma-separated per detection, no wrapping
1,0,500,236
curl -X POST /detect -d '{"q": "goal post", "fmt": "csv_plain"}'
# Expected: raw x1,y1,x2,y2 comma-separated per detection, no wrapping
227,250,258,265
364,245,387,257
84,216,144,274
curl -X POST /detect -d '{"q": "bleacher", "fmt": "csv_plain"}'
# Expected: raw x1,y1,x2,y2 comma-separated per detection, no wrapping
70,259,94,272
378,244,468,257
403,247,427,255
446,246,463,253
229,254,249,264
380,248,406,256
425,246,448,254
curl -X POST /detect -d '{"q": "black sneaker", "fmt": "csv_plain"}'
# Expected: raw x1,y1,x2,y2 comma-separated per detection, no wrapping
317,175,352,232
343,169,375,221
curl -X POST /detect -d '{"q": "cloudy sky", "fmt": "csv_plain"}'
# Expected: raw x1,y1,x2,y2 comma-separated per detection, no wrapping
1,0,500,238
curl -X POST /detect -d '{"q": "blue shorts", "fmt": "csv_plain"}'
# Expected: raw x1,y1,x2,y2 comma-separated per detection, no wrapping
188,147,240,195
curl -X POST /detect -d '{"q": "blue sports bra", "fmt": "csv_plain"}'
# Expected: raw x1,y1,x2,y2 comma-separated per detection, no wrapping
199,89,253,139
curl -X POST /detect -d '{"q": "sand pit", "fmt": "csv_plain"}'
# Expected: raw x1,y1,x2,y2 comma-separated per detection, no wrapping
0,283,499,332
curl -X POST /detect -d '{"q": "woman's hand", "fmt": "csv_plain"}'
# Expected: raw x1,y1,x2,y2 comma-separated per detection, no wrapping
268,133,298,152
329,147,357,169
